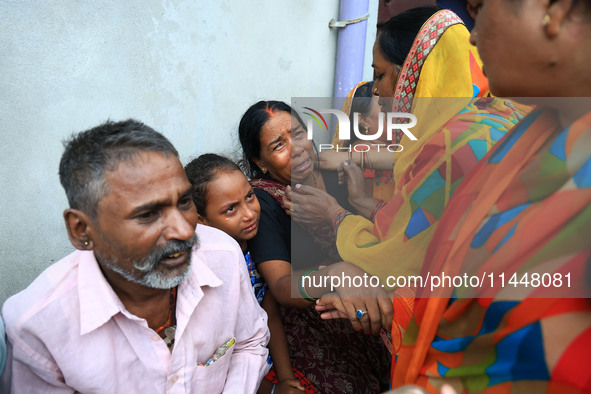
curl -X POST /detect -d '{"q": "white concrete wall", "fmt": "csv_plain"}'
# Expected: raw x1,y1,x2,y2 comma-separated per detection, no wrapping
0,0,378,304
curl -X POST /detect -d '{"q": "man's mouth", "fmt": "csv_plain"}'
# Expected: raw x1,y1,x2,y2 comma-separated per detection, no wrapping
160,250,190,268
132,233,198,273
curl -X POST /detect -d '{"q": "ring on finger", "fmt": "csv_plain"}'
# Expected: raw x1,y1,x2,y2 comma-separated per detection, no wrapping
356,309,368,319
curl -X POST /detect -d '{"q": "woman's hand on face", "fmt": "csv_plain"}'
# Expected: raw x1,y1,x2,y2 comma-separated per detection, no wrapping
290,184,341,226
318,151,349,171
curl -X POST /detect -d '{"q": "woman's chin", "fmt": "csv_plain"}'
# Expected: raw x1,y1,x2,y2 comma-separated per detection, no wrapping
291,169,313,185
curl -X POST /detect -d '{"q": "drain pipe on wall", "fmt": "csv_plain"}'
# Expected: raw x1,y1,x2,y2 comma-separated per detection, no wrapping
330,0,370,98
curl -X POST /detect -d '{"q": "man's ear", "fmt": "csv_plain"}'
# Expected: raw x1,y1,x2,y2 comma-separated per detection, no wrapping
63,209,95,250
196,213,208,225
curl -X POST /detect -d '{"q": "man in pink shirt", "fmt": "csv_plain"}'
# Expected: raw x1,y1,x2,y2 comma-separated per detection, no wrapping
0,119,270,393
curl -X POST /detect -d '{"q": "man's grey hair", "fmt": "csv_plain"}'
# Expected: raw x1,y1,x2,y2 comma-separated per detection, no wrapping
59,119,179,219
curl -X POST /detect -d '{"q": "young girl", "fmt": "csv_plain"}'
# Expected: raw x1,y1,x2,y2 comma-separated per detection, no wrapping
184,153,308,394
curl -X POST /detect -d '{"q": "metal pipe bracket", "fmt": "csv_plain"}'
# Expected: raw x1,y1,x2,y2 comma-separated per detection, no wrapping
329,13,369,28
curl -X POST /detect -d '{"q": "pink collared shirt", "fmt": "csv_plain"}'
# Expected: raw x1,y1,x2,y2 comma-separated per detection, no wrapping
1,225,270,393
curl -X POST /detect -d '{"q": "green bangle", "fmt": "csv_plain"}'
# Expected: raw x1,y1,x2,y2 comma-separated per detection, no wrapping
298,269,318,302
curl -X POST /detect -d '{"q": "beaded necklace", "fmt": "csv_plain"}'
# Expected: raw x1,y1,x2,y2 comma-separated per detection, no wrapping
154,287,177,348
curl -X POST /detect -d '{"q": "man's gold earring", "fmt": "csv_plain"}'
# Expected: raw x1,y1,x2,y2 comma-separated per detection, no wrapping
542,14,551,27
261,167,267,174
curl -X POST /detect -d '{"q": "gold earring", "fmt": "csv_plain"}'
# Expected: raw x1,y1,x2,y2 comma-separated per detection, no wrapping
373,87,378,95
364,126,369,135
261,167,267,174
542,14,551,27
83,241,89,247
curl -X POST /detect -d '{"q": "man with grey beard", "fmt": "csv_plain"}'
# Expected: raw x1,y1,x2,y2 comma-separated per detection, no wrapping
1,119,270,393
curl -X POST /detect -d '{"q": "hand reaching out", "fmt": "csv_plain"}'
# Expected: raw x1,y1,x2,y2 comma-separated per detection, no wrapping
289,184,341,226
318,151,349,171
274,378,305,393
337,160,380,219
312,262,394,334
315,292,393,334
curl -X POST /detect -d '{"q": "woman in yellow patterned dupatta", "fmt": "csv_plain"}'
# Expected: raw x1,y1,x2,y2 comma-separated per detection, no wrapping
389,0,591,392
291,7,528,331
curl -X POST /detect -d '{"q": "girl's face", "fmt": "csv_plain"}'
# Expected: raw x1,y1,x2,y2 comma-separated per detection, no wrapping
198,169,260,250
362,96,387,142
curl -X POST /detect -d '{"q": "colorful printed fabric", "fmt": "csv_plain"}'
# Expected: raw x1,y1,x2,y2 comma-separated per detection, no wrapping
392,10,467,121
332,12,531,373
244,251,267,305
336,98,526,284
393,108,591,392
249,178,286,205
334,9,528,286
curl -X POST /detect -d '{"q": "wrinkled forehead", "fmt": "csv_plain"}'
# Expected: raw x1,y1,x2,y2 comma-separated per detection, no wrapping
101,151,189,205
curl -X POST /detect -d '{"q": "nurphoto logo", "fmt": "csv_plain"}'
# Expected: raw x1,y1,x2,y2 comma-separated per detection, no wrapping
302,107,418,152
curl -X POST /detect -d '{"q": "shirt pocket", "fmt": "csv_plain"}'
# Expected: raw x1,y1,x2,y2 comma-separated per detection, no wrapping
191,341,235,392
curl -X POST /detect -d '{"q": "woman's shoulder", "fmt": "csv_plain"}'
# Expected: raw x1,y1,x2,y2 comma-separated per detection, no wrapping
253,187,283,210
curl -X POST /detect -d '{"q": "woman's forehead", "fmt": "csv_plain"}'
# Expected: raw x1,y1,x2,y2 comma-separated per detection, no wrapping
261,112,292,137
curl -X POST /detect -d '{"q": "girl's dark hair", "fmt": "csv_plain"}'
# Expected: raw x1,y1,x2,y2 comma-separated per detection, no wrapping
378,6,439,65
238,100,305,179
184,153,241,216
350,81,375,118
348,82,375,143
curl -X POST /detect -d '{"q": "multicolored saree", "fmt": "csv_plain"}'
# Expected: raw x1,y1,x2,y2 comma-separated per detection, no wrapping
334,10,528,284
393,107,591,392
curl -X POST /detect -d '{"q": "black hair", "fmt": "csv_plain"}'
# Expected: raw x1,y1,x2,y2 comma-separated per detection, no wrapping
350,81,375,119
59,119,178,219
378,6,440,65
238,100,306,179
184,153,241,217
347,82,376,143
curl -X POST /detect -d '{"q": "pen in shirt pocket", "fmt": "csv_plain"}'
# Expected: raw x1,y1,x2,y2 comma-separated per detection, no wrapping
198,337,235,367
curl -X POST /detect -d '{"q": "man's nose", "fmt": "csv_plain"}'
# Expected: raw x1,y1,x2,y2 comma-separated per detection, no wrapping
163,209,195,241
